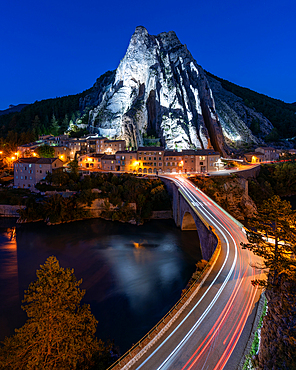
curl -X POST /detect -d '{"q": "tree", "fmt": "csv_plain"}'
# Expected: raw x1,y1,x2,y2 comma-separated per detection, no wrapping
68,159,80,182
50,114,60,136
0,256,99,369
241,195,296,287
241,196,296,369
36,144,55,158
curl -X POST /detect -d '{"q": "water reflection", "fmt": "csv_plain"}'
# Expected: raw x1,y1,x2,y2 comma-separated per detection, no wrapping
0,218,201,353
0,224,20,340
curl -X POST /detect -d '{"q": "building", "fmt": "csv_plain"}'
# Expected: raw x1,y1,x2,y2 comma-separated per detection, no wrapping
180,150,196,173
17,142,42,157
255,147,279,162
115,151,138,172
101,154,117,171
78,154,104,170
137,147,164,174
195,150,221,172
99,139,126,154
14,158,64,189
244,152,264,163
53,146,71,162
163,150,183,173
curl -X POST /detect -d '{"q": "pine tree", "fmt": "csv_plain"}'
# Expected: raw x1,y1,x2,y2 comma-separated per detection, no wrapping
241,195,296,369
0,256,99,369
50,114,60,136
241,195,296,288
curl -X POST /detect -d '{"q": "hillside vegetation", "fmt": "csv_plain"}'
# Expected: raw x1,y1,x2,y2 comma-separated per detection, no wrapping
0,88,92,143
206,71,296,140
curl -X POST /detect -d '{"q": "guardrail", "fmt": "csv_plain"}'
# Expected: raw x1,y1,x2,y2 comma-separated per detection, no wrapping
107,228,221,370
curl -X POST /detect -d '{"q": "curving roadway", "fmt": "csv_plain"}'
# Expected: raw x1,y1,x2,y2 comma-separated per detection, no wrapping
125,175,263,370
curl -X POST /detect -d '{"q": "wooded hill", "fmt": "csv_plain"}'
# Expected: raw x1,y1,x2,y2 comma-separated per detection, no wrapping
206,71,296,140
1,69,295,146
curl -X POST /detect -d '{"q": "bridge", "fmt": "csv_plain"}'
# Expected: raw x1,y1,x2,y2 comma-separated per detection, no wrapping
109,175,263,370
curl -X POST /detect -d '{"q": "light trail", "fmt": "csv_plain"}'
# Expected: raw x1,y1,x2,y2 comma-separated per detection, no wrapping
135,177,239,370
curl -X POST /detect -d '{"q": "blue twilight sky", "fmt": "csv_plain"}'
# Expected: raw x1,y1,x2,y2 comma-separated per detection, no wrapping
0,0,295,110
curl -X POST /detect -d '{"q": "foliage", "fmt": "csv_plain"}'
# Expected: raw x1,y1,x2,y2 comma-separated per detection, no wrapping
0,256,99,369
0,88,92,141
248,162,296,205
0,188,33,205
206,71,296,140
18,194,90,224
243,298,267,370
241,194,296,370
68,159,79,181
25,173,171,224
35,144,55,158
241,195,296,288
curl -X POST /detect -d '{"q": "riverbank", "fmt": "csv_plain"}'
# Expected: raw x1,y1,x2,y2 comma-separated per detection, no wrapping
0,218,201,354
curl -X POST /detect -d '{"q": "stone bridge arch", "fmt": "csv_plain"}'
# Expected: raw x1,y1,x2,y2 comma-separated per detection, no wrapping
161,178,218,261
181,210,198,231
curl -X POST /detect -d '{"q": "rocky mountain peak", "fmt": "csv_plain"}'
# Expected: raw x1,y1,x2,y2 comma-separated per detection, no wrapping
85,27,271,153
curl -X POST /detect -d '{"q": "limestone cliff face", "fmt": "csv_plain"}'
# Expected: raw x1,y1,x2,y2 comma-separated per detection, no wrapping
206,74,274,146
86,26,228,155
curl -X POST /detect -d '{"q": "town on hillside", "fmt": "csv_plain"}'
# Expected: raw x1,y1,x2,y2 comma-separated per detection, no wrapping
0,133,290,190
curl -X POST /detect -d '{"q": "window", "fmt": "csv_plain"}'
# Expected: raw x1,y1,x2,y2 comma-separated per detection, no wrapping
25,167,27,170
154,163,157,166
40,170,42,173
16,176,18,179
39,165,42,168
30,176,32,180
159,162,162,166
200,162,203,165
159,157,161,160
154,157,156,160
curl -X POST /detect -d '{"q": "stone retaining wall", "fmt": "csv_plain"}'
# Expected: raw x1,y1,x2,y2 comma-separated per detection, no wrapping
0,205,25,217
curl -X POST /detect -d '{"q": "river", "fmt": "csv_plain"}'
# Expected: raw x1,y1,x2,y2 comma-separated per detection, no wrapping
0,218,201,354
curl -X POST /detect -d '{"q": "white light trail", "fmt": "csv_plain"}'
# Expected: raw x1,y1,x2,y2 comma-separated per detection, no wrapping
136,177,238,370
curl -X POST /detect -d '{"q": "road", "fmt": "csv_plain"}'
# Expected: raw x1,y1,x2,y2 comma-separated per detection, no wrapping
127,175,262,370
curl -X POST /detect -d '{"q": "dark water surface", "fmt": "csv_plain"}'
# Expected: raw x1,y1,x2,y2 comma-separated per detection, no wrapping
0,218,201,353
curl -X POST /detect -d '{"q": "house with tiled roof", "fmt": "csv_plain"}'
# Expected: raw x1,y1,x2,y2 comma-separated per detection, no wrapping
14,157,63,189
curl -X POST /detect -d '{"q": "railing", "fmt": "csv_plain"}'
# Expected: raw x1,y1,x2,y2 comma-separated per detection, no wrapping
107,228,221,370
